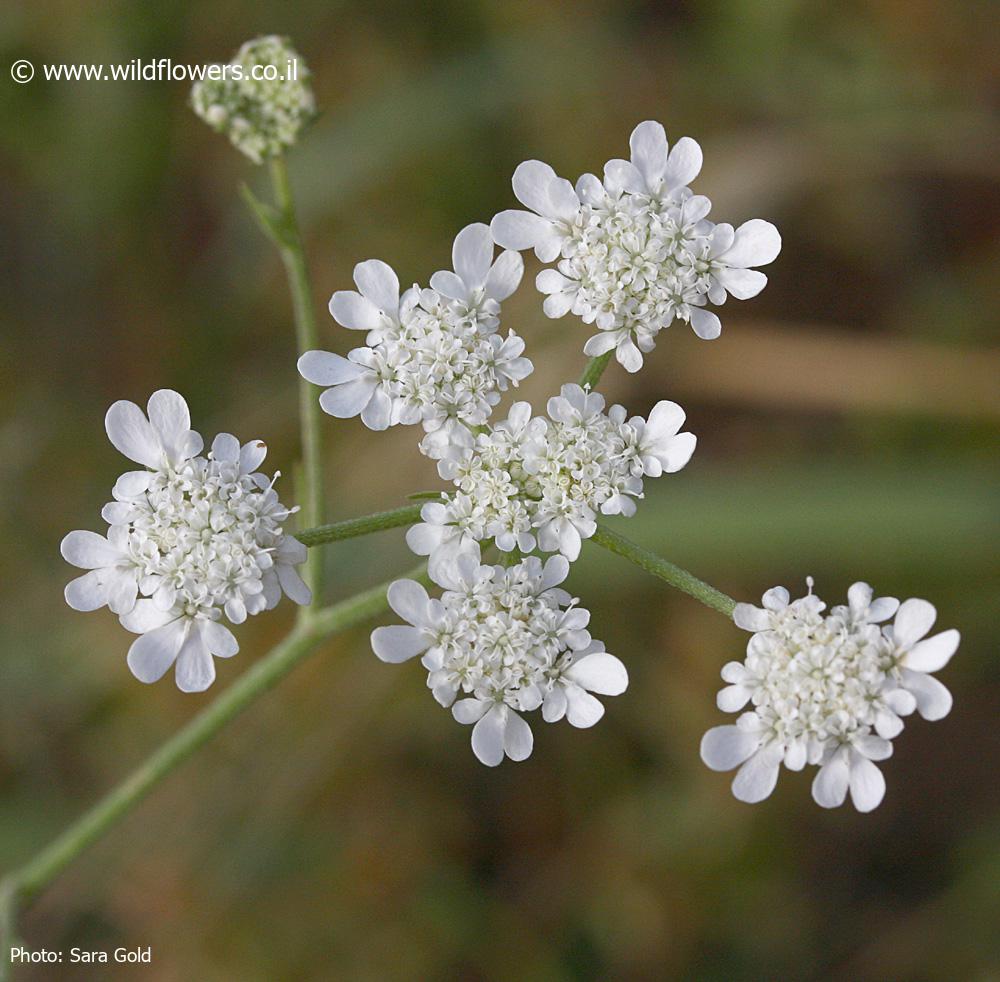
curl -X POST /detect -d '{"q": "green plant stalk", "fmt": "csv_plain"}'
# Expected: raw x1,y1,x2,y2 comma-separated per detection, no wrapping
592,523,736,617
0,564,426,974
267,157,324,612
579,351,614,391
297,502,429,547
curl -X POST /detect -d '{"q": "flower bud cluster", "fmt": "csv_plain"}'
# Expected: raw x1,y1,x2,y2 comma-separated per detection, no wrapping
191,35,315,163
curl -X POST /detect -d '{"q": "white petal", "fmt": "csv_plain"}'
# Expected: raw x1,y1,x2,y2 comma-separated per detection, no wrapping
428,270,467,302
360,387,394,431
105,399,162,468
732,747,781,803
113,470,151,498
277,563,312,606
733,603,770,632
629,120,668,187
60,530,122,570
239,440,268,474
564,652,628,695
353,259,399,314
700,724,760,771
298,350,364,386
868,597,899,622
901,668,953,721
147,390,193,463
542,686,568,722
689,307,722,340
717,685,751,712
126,618,186,684
370,625,428,663
120,598,176,634
663,136,703,189
503,710,534,761
318,377,377,419
848,753,886,812
490,210,557,252
65,570,110,611
543,292,574,318
720,220,782,268
565,686,604,728
387,579,431,626
452,223,493,288
471,705,507,766
616,335,644,372
174,624,217,693
106,569,139,615
852,733,893,761
452,698,490,725
811,752,850,808
892,597,937,649
484,250,523,301
200,619,239,658
714,267,767,300
603,159,646,194
658,433,696,473
211,432,240,463
329,291,383,331
902,629,959,673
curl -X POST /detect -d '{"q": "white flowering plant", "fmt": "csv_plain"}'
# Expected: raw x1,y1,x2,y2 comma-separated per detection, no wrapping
0,36,961,964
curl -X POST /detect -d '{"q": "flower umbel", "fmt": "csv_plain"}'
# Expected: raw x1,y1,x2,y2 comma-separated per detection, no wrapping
701,580,958,811
371,555,628,765
61,390,310,692
491,120,781,372
299,223,529,436
407,385,696,578
191,35,316,164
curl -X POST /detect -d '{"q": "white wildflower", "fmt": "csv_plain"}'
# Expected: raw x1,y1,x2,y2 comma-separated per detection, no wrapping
370,555,628,765
299,223,531,435
61,390,310,692
491,120,781,372
191,36,316,164
406,384,695,577
701,579,959,812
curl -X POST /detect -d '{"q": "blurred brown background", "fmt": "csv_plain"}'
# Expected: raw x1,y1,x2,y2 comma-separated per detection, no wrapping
1,1,998,979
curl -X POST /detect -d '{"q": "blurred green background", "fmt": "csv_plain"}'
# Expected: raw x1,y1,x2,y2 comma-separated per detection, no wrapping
2,1,998,979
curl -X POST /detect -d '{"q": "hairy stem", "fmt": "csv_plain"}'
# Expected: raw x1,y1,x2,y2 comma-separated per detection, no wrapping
579,351,614,391
0,565,425,969
297,502,429,547
267,157,324,612
592,524,736,617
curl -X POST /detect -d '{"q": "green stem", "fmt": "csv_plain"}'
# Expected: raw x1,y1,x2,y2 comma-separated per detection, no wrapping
579,351,614,391
0,565,426,968
267,157,324,612
592,524,736,617
297,502,429,547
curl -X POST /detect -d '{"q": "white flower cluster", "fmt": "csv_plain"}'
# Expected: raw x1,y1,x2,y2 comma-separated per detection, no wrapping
371,555,628,765
299,223,531,435
61,391,310,692
191,35,316,164
701,580,959,811
407,385,696,577
492,120,781,371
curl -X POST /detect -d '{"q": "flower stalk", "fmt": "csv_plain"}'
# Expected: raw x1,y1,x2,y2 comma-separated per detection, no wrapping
244,157,325,611
592,523,736,616
0,565,427,973
296,502,430,547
